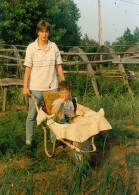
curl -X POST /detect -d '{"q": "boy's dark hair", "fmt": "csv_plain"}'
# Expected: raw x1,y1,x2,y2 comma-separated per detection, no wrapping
36,20,50,33
58,81,71,91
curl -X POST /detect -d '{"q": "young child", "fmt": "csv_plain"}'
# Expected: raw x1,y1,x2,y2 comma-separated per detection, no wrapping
51,81,75,123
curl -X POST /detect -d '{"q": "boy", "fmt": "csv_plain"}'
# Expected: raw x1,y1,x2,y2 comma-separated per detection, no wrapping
51,81,75,123
23,20,65,145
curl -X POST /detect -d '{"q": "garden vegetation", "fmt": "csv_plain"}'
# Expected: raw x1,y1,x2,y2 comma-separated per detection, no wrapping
0,0,139,194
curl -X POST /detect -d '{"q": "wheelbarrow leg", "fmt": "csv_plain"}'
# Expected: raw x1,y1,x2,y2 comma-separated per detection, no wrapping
42,125,57,157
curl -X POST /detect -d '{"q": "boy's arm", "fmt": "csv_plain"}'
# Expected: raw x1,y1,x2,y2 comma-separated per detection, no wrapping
51,98,65,114
55,64,65,81
51,105,59,115
68,110,75,118
23,66,31,96
51,104,65,122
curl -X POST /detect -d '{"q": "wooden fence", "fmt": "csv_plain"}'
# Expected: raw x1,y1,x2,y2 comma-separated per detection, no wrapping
0,44,139,111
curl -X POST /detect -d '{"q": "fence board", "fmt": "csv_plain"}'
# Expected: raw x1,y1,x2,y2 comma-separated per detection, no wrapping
0,78,23,86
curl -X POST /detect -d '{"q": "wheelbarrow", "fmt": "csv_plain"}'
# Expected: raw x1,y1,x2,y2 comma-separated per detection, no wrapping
30,92,112,159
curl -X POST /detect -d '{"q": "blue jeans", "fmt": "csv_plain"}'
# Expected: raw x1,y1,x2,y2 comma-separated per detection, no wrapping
26,89,58,142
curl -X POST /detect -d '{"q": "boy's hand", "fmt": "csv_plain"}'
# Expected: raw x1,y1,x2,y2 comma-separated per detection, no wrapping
60,97,65,104
23,87,30,96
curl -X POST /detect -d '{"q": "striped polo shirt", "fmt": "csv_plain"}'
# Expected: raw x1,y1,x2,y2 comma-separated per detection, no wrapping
24,39,62,91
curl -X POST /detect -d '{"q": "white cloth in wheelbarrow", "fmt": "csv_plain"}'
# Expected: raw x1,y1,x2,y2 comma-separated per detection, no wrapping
47,105,112,143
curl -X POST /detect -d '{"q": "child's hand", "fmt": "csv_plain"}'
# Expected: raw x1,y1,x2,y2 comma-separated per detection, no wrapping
60,97,65,104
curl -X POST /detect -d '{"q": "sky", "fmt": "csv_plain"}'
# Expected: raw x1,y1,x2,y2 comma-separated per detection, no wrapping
73,0,139,44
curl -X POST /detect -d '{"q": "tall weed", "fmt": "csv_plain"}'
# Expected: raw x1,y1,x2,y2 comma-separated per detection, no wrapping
80,95,138,120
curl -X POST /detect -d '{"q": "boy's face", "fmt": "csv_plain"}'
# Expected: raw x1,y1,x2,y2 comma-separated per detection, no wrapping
37,28,49,42
59,89,71,101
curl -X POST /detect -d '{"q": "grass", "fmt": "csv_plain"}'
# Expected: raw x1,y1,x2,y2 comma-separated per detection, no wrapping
0,87,139,193
0,149,138,194
79,95,139,121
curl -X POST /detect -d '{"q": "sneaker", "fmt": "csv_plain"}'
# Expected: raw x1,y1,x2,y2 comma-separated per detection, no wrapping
26,140,31,145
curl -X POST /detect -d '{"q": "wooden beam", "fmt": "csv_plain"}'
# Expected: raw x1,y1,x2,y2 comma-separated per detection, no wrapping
62,59,112,65
2,87,7,111
0,49,25,52
0,63,21,66
68,47,100,97
0,78,23,86
0,55,24,62
61,51,139,55
118,63,133,95
98,0,102,47
113,59,139,64
0,59,138,67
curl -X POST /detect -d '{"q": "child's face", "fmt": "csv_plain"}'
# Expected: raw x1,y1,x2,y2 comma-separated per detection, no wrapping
59,89,71,101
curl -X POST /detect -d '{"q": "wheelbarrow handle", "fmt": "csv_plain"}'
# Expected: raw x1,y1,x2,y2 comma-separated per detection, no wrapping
29,94,39,113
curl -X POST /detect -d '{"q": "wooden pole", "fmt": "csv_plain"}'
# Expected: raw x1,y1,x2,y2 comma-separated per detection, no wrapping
98,0,102,47
2,87,7,111
98,0,102,61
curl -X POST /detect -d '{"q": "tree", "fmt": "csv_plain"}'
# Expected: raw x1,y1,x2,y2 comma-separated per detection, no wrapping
112,28,137,52
39,0,81,46
104,41,111,47
80,34,99,55
0,0,81,46
0,0,41,44
133,26,139,45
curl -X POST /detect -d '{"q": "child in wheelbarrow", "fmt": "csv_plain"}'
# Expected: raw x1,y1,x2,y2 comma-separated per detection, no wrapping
51,81,75,124
51,81,82,149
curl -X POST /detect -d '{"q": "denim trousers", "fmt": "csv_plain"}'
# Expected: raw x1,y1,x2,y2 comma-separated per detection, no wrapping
26,89,58,142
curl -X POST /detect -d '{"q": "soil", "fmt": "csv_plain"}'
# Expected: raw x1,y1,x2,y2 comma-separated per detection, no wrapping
0,139,138,194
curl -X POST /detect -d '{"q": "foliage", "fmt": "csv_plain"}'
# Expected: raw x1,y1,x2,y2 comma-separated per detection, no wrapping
0,0,81,45
80,34,99,60
0,0,40,45
112,27,139,52
0,112,26,158
65,71,139,103
133,26,139,45
7,86,24,105
104,40,111,47
97,74,128,96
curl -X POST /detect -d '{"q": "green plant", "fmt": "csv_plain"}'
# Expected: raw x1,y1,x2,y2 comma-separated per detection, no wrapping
0,112,27,158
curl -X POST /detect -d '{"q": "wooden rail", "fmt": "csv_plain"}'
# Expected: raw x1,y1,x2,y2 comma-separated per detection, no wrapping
0,48,139,55
0,78,23,111
0,59,139,66
0,45,139,110
0,78,23,86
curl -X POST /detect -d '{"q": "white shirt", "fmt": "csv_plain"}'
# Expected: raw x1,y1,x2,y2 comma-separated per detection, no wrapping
24,39,62,91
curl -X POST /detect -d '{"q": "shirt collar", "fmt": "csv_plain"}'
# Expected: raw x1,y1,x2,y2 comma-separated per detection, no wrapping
35,38,51,51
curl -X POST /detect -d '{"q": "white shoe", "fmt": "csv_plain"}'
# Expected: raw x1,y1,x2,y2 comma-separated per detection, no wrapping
26,140,31,145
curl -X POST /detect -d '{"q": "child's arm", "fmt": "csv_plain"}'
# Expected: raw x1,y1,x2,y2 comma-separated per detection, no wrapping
51,105,65,122
51,98,65,122
51,105,59,115
51,98,65,114
68,110,75,118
